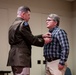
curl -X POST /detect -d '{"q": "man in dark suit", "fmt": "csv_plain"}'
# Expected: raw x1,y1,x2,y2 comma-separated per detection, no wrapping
7,6,51,75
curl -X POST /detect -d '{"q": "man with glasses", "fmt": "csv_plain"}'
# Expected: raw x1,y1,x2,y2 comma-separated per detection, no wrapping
43,14,69,75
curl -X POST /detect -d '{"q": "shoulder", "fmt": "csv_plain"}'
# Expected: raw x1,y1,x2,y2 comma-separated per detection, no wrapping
54,27,67,34
59,28,67,35
54,27,67,37
23,21,29,26
20,21,29,28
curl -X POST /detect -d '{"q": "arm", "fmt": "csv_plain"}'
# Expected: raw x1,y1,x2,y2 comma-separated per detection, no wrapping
19,22,51,47
57,29,69,70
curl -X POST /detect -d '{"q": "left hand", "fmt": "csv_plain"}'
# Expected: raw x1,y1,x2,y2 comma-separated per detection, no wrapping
43,37,52,44
58,64,64,71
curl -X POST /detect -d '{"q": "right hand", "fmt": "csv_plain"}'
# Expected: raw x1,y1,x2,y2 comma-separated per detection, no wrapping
58,64,64,71
44,37,52,44
42,32,51,38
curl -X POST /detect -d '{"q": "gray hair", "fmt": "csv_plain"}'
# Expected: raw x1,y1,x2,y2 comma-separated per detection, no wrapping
17,6,31,15
48,14,60,26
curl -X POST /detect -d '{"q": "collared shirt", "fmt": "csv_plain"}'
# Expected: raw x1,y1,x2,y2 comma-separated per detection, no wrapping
43,26,69,65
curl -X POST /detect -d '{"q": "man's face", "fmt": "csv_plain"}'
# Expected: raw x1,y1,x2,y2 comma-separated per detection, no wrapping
46,17,57,29
23,11,31,22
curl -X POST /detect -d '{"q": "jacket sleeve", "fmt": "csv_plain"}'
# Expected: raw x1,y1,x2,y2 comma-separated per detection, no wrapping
19,22,44,47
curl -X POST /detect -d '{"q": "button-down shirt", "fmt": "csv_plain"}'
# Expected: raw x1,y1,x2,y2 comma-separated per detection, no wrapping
43,26,69,65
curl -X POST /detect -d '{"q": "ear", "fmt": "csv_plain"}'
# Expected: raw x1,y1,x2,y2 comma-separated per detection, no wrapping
20,12,25,17
55,21,57,26
22,12,25,15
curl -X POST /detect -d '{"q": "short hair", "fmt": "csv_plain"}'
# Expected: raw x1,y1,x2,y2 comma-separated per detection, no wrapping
17,6,31,15
48,14,60,26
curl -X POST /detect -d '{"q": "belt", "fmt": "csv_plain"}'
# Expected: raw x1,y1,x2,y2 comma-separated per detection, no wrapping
45,57,59,62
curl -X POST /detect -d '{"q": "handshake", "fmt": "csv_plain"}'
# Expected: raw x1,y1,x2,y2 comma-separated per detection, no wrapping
42,32,52,44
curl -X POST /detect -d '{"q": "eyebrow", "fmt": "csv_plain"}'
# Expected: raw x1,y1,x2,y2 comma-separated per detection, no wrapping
46,19,53,21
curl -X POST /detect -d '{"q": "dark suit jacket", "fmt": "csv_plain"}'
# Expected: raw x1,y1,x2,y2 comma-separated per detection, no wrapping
7,17,44,67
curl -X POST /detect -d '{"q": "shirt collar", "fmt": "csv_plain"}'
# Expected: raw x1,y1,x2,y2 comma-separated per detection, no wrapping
15,17,24,21
49,26,58,33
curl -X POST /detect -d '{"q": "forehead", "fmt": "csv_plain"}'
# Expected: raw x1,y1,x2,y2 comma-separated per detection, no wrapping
25,11,31,15
47,17,53,20
28,10,30,13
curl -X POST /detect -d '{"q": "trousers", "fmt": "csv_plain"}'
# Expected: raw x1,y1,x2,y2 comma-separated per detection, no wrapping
11,66,30,75
45,59,67,75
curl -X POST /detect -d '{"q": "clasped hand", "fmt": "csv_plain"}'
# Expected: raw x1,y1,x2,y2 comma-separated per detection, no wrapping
42,32,52,44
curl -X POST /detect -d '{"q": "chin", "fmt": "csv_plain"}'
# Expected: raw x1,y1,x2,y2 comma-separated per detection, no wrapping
47,26,49,28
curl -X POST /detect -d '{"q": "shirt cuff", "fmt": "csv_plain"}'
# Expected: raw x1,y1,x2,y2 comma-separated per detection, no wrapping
59,61,65,65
